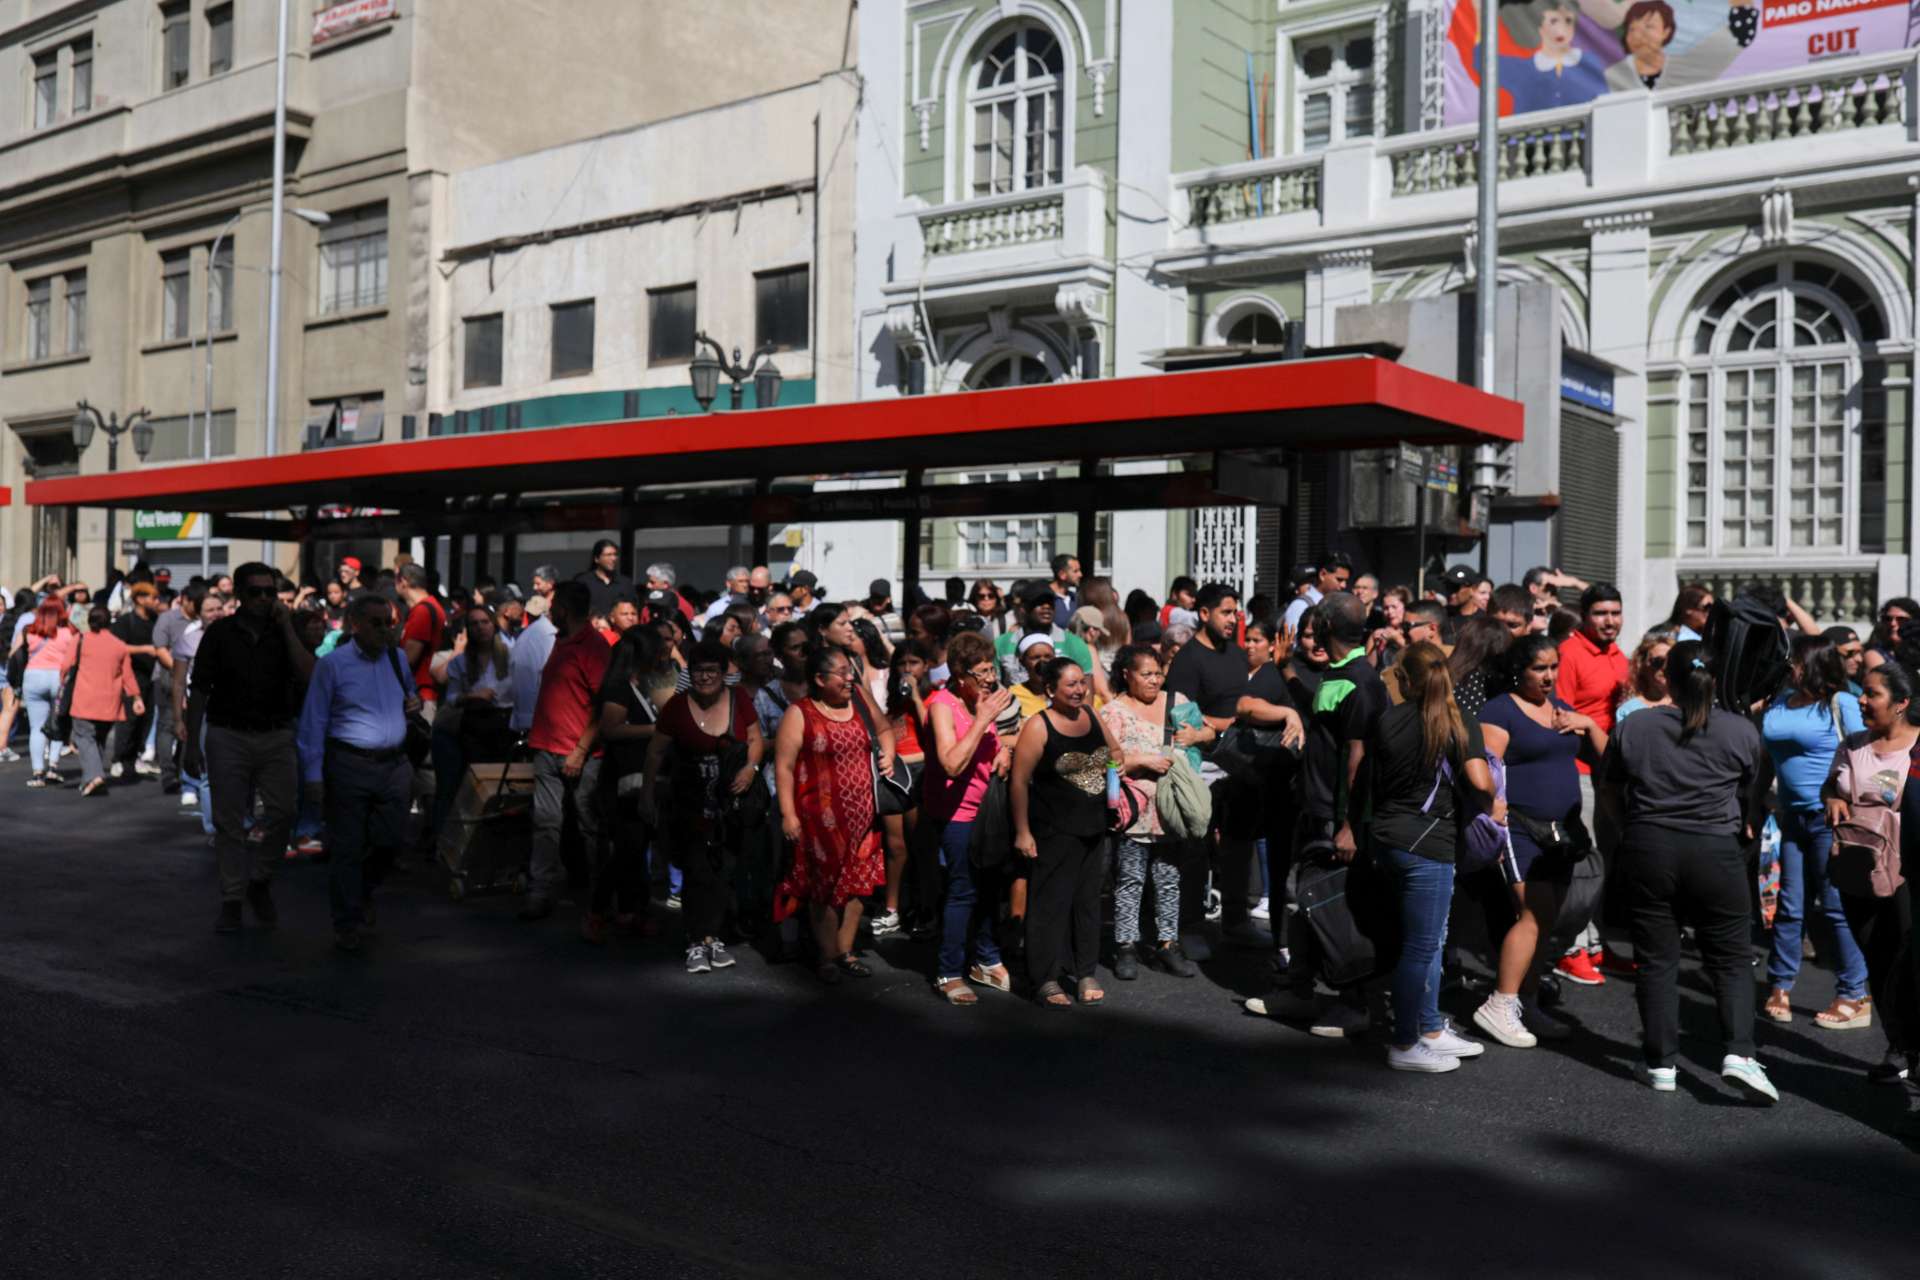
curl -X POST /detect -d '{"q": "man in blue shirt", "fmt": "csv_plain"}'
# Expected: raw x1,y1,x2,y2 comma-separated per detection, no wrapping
298,594,420,952
509,566,560,734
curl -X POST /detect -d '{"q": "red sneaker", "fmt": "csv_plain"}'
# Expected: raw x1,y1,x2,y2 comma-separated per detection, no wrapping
293,837,326,858
1555,949,1606,986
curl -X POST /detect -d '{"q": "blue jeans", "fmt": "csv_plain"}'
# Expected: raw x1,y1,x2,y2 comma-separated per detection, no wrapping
1768,809,1868,1000
935,817,1001,979
1380,846,1455,1045
21,667,62,773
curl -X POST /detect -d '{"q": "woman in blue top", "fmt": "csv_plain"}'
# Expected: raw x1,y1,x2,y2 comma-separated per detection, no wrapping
1473,635,1607,1050
1760,635,1870,1028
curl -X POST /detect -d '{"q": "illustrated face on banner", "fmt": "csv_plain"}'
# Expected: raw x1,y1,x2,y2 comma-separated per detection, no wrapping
1443,0,1918,125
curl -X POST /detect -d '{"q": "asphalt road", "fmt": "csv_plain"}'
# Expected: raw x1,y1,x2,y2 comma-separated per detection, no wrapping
1,756,1913,1279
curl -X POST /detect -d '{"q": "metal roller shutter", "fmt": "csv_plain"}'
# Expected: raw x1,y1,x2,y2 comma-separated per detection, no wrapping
1556,405,1619,588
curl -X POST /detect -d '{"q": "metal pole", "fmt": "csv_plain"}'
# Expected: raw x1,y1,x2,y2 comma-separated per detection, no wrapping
203,214,238,579
1471,1,1501,494
104,431,118,588
261,0,290,565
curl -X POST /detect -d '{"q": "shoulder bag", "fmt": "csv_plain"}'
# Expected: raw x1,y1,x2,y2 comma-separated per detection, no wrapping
383,645,434,767
851,690,916,817
717,691,769,830
1831,738,1908,898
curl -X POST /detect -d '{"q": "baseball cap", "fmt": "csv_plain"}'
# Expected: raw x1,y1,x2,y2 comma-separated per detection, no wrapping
787,570,819,592
340,556,362,572
644,588,678,612
1441,565,1478,589
1289,563,1317,588
1071,605,1106,634
154,567,172,581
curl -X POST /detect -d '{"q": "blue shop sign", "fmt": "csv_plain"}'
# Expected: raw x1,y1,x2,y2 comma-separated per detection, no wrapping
1561,352,1615,413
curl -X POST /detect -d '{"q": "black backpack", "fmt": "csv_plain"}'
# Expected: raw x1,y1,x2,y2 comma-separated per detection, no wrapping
1701,595,1791,712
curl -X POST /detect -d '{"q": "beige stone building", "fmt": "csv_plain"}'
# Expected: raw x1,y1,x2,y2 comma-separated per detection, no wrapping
0,0,857,586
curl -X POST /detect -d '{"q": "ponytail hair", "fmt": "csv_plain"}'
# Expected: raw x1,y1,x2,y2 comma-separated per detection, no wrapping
1399,641,1468,769
1664,640,1717,744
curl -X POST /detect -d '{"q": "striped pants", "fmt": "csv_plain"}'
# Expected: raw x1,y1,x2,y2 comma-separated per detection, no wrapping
1115,838,1180,946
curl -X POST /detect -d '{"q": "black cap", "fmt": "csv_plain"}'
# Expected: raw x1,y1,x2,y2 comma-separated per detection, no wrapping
867,578,891,601
787,570,818,591
1289,563,1316,588
1441,565,1477,588
643,588,677,611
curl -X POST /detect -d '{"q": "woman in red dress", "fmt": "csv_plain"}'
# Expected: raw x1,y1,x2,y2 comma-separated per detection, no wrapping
774,645,891,982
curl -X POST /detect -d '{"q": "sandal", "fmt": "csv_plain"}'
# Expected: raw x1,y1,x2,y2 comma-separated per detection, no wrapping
1034,980,1073,1010
79,778,106,798
968,962,1012,993
937,977,978,1006
835,954,872,978
1762,988,1792,1023
25,777,46,789
1815,996,1873,1030
1077,977,1105,1006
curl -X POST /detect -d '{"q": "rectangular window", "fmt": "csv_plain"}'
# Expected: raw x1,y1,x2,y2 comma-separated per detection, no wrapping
1684,373,1709,551
464,314,503,388
64,271,87,355
26,279,52,361
957,470,1053,568
33,51,57,128
317,205,388,313
71,39,92,115
145,411,238,464
647,284,696,365
754,266,809,353
308,393,385,445
549,300,595,378
161,2,191,90
160,249,190,340
209,242,233,332
207,4,234,76
1295,32,1374,153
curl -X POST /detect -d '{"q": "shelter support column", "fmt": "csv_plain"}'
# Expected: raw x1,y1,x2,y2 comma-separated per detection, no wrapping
902,469,924,602
1076,458,1100,581
751,478,771,569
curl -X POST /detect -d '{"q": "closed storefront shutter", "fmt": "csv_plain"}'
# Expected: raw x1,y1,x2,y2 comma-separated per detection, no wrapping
1557,405,1619,588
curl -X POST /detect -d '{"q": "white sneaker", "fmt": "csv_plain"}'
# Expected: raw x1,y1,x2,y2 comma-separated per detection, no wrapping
1720,1055,1779,1105
706,940,736,969
1643,1065,1678,1092
134,760,161,777
1250,897,1271,922
869,909,902,936
108,762,125,780
180,790,198,807
685,944,711,974
1425,1021,1485,1059
1388,1040,1460,1073
1203,887,1223,922
0,748,20,763
1472,994,1538,1048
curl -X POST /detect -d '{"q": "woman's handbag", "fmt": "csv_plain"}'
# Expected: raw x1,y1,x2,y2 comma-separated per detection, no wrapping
718,736,770,829
48,636,81,743
1831,738,1908,898
851,693,915,817
5,637,29,689
967,774,1012,868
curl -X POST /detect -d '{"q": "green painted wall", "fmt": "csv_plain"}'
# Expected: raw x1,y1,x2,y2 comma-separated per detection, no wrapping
1187,277,1306,342
1170,0,1276,173
444,379,815,435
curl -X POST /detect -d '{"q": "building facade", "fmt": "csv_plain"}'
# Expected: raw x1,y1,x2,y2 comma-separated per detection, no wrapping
854,0,1920,630
0,0,858,586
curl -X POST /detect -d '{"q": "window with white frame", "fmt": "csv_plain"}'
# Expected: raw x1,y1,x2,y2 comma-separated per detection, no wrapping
957,470,1055,570
160,249,190,340
64,271,87,355
969,352,1052,389
209,242,233,332
318,205,388,314
71,38,92,115
1226,309,1285,346
967,24,1065,198
1294,29,1374,152
25,278,52,361
33,50,57,128
208,4,234,76
161,2,190,91
1682,261,1887,555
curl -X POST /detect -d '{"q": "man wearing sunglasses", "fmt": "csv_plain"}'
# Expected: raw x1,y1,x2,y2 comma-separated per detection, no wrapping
184,562,317,935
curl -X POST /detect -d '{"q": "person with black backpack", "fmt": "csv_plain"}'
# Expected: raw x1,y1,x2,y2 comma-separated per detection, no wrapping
1602,640,1776,1103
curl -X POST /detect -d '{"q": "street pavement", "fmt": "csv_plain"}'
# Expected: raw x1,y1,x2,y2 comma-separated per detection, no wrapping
0,756,1913,1279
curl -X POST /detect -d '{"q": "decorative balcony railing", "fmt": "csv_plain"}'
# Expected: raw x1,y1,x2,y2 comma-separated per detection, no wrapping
1666,61,1908,156
921,191,1065,257
1184,157,1322,226
1678,563,1881,623
1387,114,1587,196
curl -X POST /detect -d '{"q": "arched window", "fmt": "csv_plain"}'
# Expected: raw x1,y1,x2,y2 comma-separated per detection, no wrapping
968,24,1064,198
1682,260,1885,555
1226,311,1285,346
969,351,1054,389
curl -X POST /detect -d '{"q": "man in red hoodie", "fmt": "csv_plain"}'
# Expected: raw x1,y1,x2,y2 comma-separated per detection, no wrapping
1554,582,1627,986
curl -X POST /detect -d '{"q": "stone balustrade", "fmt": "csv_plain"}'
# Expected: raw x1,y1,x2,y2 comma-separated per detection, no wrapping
920,191,1065,257
1679,565,1881,625
1184,158,1322,226
1666,62,1908,157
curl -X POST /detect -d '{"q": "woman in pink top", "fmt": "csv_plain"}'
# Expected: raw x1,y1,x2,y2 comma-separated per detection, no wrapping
10,598,77,785
62,604,144,797
924,631,1014,1005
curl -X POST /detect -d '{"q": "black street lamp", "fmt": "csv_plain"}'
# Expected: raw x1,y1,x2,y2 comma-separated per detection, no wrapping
688,331,783,412
72,400,153,586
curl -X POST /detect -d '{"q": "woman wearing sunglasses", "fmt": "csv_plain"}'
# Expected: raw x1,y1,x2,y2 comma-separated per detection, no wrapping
967,580,1009,639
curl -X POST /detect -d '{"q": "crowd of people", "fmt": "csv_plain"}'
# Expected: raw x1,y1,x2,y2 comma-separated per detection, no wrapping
2,547,1916,1145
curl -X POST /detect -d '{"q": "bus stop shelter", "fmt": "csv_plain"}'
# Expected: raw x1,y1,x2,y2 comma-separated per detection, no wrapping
24,356,1522,594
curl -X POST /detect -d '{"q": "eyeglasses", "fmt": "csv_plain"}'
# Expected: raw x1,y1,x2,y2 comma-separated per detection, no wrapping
972,592,999,603
766,605,792,615
968,665,996,681
690,666,724,679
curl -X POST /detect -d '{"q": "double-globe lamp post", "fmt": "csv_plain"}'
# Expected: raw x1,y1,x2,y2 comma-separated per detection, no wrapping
72,401,153,588
688,331,783,412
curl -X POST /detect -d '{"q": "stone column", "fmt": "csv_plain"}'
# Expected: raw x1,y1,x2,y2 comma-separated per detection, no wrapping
1584,210,1655,634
